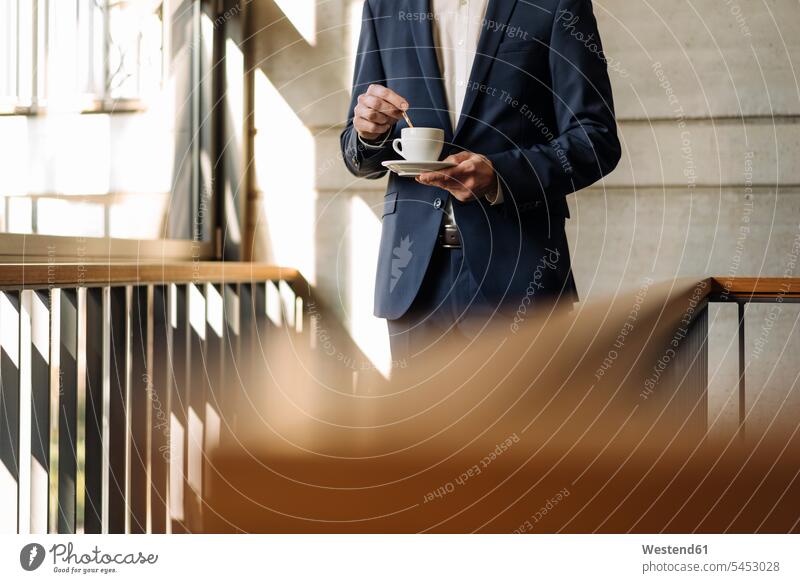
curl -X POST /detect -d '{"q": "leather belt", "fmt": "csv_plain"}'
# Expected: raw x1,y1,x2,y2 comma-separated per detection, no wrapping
438,224,462,249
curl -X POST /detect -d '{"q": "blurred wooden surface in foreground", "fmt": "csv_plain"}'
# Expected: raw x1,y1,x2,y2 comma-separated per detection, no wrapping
205,279,800,533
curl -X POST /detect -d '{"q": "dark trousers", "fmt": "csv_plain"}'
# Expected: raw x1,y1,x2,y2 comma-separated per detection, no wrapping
387,245,503,363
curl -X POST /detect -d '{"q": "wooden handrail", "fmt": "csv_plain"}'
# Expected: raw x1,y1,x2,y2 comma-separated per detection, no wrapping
708,277,800,301
2,268,796,301
0,262,307,290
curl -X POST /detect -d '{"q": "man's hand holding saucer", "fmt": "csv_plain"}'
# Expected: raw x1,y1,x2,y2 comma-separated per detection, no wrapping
417,151,498,203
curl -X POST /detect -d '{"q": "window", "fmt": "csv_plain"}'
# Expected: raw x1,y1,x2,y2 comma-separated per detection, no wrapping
1,0,166,110
0,0,215,255
0,0,34,108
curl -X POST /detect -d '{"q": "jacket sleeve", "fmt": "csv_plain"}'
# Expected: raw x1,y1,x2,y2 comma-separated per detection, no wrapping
486,0,621,209
340,0,394,179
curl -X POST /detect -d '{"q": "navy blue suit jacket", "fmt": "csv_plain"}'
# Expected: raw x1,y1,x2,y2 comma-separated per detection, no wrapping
341,0,621,320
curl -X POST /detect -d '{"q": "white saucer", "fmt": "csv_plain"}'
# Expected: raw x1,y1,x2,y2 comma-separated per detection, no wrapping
382,160,456,177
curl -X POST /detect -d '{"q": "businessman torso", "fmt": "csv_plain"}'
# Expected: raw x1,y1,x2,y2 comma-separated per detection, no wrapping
342,0,621,320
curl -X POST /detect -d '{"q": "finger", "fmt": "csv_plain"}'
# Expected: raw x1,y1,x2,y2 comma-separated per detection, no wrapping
457,160,477,175
367,84,409,112
359,94,404,120
355,103,391,125
416,173,447,188
438,155,483,182
442,151,473,165
417,170,450,182
428,166,466,182
354,117,390,136
420,173,464,191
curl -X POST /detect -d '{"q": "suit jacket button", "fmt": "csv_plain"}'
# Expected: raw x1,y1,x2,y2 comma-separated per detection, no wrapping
433,198,443,210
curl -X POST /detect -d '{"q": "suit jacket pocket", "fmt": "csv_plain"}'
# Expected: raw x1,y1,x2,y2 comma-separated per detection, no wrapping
382,192,398,217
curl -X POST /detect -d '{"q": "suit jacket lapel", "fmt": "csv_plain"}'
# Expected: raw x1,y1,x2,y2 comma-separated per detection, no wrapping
407,0,453,138
453,0,518,139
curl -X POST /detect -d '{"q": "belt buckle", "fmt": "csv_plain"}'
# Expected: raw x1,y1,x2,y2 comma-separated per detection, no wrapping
440,225,462,249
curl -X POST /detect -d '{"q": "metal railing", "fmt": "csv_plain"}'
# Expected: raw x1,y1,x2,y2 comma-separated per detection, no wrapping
707,277,800,440
0,262,312,534
2,272,797,533
654,277,800,441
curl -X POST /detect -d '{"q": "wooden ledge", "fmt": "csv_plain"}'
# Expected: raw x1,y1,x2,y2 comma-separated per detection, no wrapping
0,262,306,290
708,277,800,301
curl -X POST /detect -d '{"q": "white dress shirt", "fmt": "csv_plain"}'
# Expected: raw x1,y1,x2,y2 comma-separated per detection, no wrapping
431,0,489,133
430,0,503,225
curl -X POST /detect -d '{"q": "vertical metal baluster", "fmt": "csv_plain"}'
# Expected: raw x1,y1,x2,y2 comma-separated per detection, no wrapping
75,287,87,534
150,285,169,534
238,283,254,429
258,279,302,425
29,290,51,534
203,284,224,500
48,288,60,534
265,281,282,329
295,296,305,336
168,284,188,534
57,289,78,533
107,287,128,533
738,302,747,442
129,285,149,533
222,284,240,445
186,283,206,532
0,291,21,533
265,282,282,389
264,281,283,401
83,287,103,533
254,281,269,415
697,306,709,435
262,281,278,400
278,281,296,332
18,291,32,535
278,281,299,390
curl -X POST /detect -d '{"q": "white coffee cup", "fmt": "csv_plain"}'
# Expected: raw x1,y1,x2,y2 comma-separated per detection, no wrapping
392,127,444,162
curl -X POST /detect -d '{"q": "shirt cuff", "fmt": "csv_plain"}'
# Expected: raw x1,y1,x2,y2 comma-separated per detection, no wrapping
357,130,391,150
484,175,504,205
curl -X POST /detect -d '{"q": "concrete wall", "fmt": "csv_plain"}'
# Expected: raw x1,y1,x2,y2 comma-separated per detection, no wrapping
247,0,800,438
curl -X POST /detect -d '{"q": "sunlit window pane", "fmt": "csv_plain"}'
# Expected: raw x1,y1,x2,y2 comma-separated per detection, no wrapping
36,198,105,237
107,0,164,100
0,0,207,242
0,0,20,101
